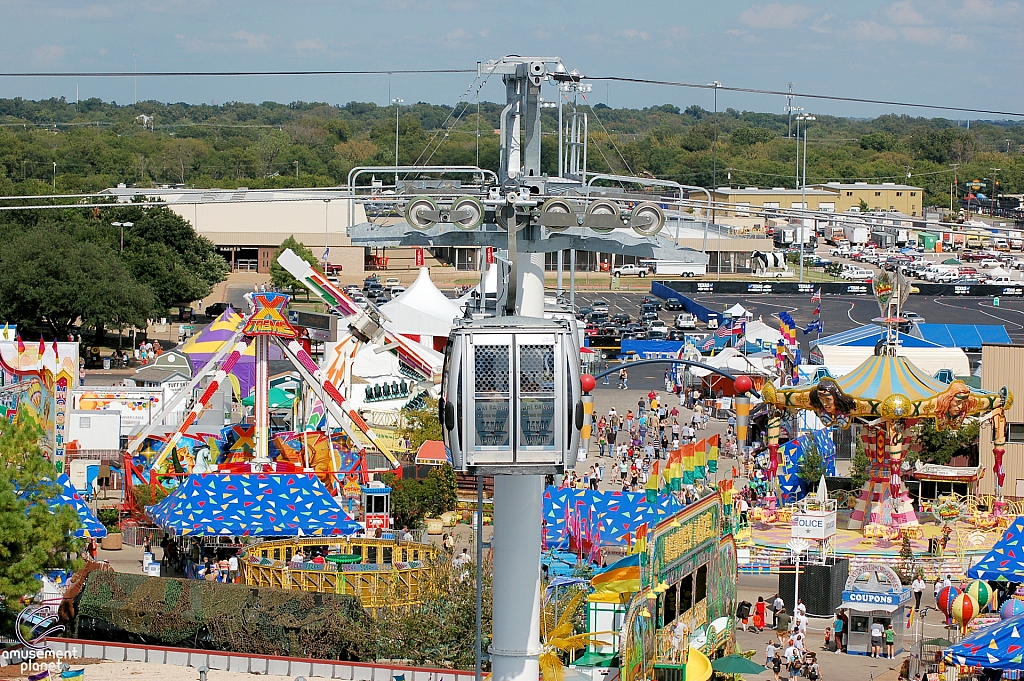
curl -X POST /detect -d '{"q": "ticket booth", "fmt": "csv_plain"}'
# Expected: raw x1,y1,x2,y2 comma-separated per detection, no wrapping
361,482,392,531
841,562,910,656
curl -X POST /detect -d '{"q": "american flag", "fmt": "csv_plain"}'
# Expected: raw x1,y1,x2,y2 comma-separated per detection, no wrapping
701,335,716,351
810,289,821,303
716,323,731,338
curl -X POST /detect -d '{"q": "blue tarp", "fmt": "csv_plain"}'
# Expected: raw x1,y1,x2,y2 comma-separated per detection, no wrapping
620,340,686,358
146,473,361,537
915,324,1012,350
945,610,1024,668
967,516,1024,582
51,474,107,538
810,324,942,349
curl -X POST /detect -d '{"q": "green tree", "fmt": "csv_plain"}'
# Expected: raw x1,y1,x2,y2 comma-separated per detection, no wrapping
0,409,83,630
850,440,870,489
270,236,320,293
798,439,825,486
383,464,458,530
0,223,154,339
400,397,443,452
914,419,979,466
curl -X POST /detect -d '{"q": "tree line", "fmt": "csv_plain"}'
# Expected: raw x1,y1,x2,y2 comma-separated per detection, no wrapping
1,97,1022,205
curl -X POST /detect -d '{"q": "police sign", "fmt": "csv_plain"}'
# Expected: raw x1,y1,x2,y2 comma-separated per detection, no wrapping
790,510,837,540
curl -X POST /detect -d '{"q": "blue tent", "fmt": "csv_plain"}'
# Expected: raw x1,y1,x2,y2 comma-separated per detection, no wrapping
914,324,1012,350
147,473,361,537
968,516,1024,582
50,474,107,538
945,611,1024,669
810,324,943,349
543,487,683,553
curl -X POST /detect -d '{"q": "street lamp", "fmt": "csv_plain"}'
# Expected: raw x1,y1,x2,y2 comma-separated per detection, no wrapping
111,221,134,252
392,98,403,188
787,537,810,615
795,113,815,282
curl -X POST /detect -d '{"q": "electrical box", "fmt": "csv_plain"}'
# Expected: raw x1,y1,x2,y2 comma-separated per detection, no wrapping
440,316,583,475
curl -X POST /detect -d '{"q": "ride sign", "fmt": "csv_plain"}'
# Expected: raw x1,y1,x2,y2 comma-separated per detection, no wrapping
790,510,837,540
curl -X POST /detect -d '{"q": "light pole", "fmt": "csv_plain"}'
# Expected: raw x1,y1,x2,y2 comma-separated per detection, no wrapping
52,162,56,189
294,160,299,179
796,113,814,282
788,538,810,614
710,81,721,277
111,221,134,252
392,98,403,188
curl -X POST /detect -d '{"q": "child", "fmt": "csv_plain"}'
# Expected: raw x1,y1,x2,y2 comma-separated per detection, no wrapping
823,626,832,651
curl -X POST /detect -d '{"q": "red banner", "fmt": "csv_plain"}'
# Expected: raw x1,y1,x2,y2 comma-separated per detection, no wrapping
485,246,494,264
415,248,424,267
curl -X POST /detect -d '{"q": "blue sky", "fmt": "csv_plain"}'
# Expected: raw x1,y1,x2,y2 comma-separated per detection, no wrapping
1,0,1021,119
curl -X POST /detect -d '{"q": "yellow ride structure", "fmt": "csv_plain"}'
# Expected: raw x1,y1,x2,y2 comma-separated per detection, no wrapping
238,536,437,609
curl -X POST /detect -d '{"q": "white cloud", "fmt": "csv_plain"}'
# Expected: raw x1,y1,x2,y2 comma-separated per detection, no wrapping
34,45,67,63
810,13,834,33
622,28,650,40
293,38,325,53
229,30,271,51
47,5,111,20
845,19,902,41
737,3,811,29
885,0,928,25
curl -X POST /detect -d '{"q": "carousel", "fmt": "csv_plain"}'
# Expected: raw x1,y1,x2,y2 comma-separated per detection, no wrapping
751,270,1012,561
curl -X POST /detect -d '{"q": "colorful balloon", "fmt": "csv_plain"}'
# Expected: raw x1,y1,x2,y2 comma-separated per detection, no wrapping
967,580,993,611
938,585,961,616
1001,599,1024,620
952,592,979,633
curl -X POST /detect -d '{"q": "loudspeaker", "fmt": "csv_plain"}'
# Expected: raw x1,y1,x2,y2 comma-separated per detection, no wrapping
405,196,439,230
629,201,666,237
779,557,849,618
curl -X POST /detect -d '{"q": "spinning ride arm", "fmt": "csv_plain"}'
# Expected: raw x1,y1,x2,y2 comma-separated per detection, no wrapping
148,337,254,472
125,328,246,457
277,338,400,468
277,249,440,380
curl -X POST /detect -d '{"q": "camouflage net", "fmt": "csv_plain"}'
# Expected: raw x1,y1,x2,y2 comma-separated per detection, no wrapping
74,571,369,660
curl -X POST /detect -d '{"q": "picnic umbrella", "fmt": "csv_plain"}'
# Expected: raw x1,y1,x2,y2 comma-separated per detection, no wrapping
710,654,767,675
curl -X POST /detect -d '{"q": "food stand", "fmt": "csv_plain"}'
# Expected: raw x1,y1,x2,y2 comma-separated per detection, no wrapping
841,562,910,656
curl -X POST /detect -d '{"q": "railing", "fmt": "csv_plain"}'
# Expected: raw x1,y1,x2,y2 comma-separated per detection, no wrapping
120,525,164,547
66,448,122,462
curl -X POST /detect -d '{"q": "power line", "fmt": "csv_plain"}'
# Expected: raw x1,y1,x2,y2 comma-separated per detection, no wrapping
0,69,475,77
588,76,1024,118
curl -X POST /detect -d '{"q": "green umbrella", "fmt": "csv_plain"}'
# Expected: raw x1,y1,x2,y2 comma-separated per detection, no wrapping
710,654,767,675
922,637,954,648
241,386,297,409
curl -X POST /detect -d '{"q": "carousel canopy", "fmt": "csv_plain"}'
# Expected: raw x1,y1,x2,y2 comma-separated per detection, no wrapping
967,516,1024,582
146,473,361,537
945,610,1024,668
379,267,462,338
837,354,956,402
50,474,107,538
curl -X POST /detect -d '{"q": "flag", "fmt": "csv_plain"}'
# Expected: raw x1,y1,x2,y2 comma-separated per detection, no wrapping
633,523,649,555
591,553,641,595
701,335,716,351
813,305,820,316
906,607,915,630
38,336,45,358
682,443,696,485
803,319,823,335
321,247,330,262
716,323,731,338
60,671,84,679
16,334,25,354
810,289,821,303
645,461,660,502
694,439,707,480
666,448,682,491
708,435,720,474
28,671,51,681
731,319,745,336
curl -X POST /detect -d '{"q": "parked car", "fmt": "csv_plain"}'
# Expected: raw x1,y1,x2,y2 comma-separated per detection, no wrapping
668,329,688,340
611,313,631,325
591,299,610,314
612,263,650,277
641,296,662,310
647,327,668,340
576,306,594,320
648,319,668,331
205,302,229,318
674,313,697,330
384,277,402,288
663,298,685,311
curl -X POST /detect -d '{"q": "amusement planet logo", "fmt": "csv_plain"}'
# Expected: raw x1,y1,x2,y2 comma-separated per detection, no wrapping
1,605,79,675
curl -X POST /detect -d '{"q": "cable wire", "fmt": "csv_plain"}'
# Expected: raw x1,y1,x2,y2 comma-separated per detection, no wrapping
0,69,474,77
588,76,1024,118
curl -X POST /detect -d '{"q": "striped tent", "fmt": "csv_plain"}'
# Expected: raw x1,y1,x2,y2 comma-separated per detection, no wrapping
180,307,283,399
837,355,956,402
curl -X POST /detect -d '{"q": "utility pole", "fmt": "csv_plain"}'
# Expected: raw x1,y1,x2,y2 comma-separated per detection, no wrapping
949,164,960,216
710,81,721,277
990,168,1001,216
796,113,815,283
393,98,403,188
786,82,794,138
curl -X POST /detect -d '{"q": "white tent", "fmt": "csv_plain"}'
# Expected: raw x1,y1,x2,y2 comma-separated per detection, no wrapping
988,266,1011,278
378,267,462,350
724,303,751,318
742,320,783,347
690,347,774,377
813,345,970,376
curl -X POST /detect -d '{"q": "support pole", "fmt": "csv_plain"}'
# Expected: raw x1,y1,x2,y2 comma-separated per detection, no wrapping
491,475,543,681
557,249,564,296
475,473,484,681
253,335,271,464
569,249,576,307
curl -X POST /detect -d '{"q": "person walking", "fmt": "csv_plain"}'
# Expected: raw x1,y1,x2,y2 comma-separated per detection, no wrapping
765,640,776,667
618,367,628,389
772,593,784,629
775,607,791,639
912,573,926,611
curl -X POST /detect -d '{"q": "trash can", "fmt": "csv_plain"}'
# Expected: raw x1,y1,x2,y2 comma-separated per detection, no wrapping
103,358,111,370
